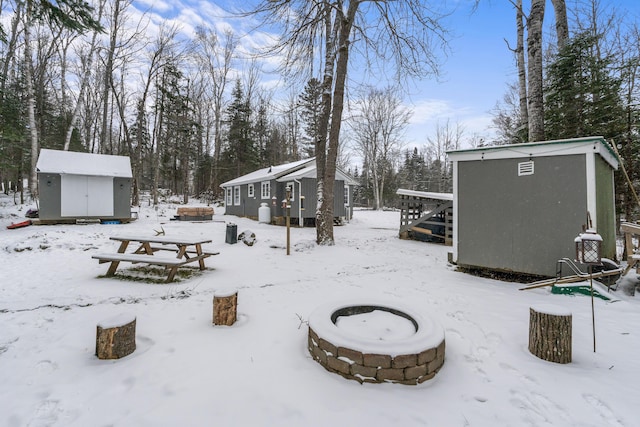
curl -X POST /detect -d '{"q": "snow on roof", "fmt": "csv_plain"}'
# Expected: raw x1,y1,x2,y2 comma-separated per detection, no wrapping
36,149,133,178
276,163,359,186
446,136,619,170
220,158,315,188
396,189,453,201
221,158,358,187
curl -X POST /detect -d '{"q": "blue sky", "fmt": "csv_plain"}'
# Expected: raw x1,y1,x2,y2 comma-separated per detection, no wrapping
131,0,640,148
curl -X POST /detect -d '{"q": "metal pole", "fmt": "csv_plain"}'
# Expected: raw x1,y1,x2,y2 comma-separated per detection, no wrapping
589,264,596,352
286,187,291,256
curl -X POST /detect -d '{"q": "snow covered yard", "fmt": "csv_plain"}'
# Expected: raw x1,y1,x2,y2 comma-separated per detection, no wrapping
1,197,639,427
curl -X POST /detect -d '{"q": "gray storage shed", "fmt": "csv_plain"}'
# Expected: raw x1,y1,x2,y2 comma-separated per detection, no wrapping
221,158,358,225
36,149,133,223
447,136,619,278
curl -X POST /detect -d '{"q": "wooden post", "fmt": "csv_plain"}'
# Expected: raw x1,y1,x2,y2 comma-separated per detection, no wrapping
528,305,572,364
213,291,238,326
96,314,136,360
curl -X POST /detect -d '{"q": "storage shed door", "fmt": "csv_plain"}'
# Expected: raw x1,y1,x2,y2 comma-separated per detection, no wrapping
60,175,114,217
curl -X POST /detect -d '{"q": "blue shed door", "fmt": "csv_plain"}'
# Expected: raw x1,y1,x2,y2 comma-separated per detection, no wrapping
60,175,114,217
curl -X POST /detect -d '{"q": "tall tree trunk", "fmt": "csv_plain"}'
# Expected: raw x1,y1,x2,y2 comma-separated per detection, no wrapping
24,0,39,199
152,73,165,205
527,0,546,142
100,0,121,153
1,4,23,104
550,0,569,50
315,2,337,244
516,0,528,140
64,0,105,151
317,0,359,245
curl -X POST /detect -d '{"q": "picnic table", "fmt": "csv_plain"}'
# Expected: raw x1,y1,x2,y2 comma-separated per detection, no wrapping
92,235,217,282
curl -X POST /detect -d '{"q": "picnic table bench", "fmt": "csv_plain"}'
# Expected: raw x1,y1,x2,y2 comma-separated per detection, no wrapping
93,235,215,282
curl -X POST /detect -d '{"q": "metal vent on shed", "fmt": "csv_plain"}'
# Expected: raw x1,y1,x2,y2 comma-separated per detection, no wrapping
518,160,535,176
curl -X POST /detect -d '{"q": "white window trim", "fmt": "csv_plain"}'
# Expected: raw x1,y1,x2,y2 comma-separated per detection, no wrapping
225,187,232,206
261,181,271,199
344,185,350,206
233,186,240,205
248,183,254,198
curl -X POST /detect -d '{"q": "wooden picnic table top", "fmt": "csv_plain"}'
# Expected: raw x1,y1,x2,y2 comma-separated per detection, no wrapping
109,235,212,246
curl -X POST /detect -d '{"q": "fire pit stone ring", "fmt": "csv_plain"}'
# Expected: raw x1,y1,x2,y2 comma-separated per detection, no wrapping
307,300,445,384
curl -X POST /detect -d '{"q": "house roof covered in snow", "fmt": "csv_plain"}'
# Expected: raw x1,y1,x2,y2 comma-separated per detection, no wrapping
36,149,133,178
446,136,619,170
220,158,358,187
276,163,359,186
220,158,315,187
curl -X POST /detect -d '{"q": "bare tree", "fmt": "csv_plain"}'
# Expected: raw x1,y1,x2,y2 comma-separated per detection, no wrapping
515,0,528,139
193,27,236,195
349,86,411,210
527,0,546,142
249,0,450,245
551,0,569,50
425,120,463,193
23,0,39,197
63,0,107,151
130,23,180,205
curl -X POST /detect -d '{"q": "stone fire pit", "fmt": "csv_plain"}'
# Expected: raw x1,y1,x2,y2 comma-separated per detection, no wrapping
307,300,445,385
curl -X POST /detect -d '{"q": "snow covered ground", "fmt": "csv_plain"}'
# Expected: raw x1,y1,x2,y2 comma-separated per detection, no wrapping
1,195,639,427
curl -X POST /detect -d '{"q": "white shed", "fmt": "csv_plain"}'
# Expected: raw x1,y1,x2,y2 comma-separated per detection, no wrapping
36,149,133,222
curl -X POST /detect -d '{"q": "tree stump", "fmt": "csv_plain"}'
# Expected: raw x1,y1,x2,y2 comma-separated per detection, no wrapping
528,305,572,364
96,314,136,360
213,291,238,326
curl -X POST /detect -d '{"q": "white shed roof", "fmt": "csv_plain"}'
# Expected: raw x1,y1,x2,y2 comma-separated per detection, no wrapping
36,149,133,178
446,136,619,170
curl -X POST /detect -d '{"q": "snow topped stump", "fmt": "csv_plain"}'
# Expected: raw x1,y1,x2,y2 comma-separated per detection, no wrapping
308,301,445,385
96,313,136,360
528,305,572,364
213,290,238,326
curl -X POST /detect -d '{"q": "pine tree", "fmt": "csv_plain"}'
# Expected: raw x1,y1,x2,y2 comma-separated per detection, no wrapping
298,77,322,158
222,80,258,181
544,32,625,140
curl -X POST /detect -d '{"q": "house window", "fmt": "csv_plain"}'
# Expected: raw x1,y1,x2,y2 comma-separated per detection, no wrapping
286,182,295,200
248,184,254,198
233,186,240,205
225,187,232,206
261,181,270,199
344,185,350,206
518,161,535,176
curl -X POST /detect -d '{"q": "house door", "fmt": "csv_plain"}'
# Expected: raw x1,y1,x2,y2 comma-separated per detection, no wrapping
60,175,114,217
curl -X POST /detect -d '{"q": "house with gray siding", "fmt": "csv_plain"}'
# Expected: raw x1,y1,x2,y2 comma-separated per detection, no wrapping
36,149,133,223
220,158,358,225
447,136,618,278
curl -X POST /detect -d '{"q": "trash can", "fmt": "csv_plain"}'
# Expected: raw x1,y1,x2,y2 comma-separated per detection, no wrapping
225,223,237,244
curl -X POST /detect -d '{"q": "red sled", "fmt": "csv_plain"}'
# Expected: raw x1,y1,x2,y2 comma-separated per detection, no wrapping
7,220,32,229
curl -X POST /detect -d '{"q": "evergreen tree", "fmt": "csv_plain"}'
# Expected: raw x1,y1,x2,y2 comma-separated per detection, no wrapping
298,77,322,158
221,80,258,181
544,32,626,141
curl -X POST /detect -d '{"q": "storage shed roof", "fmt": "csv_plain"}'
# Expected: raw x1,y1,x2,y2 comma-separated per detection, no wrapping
447,136,618,170
396,189,453,201
36,149,133,178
